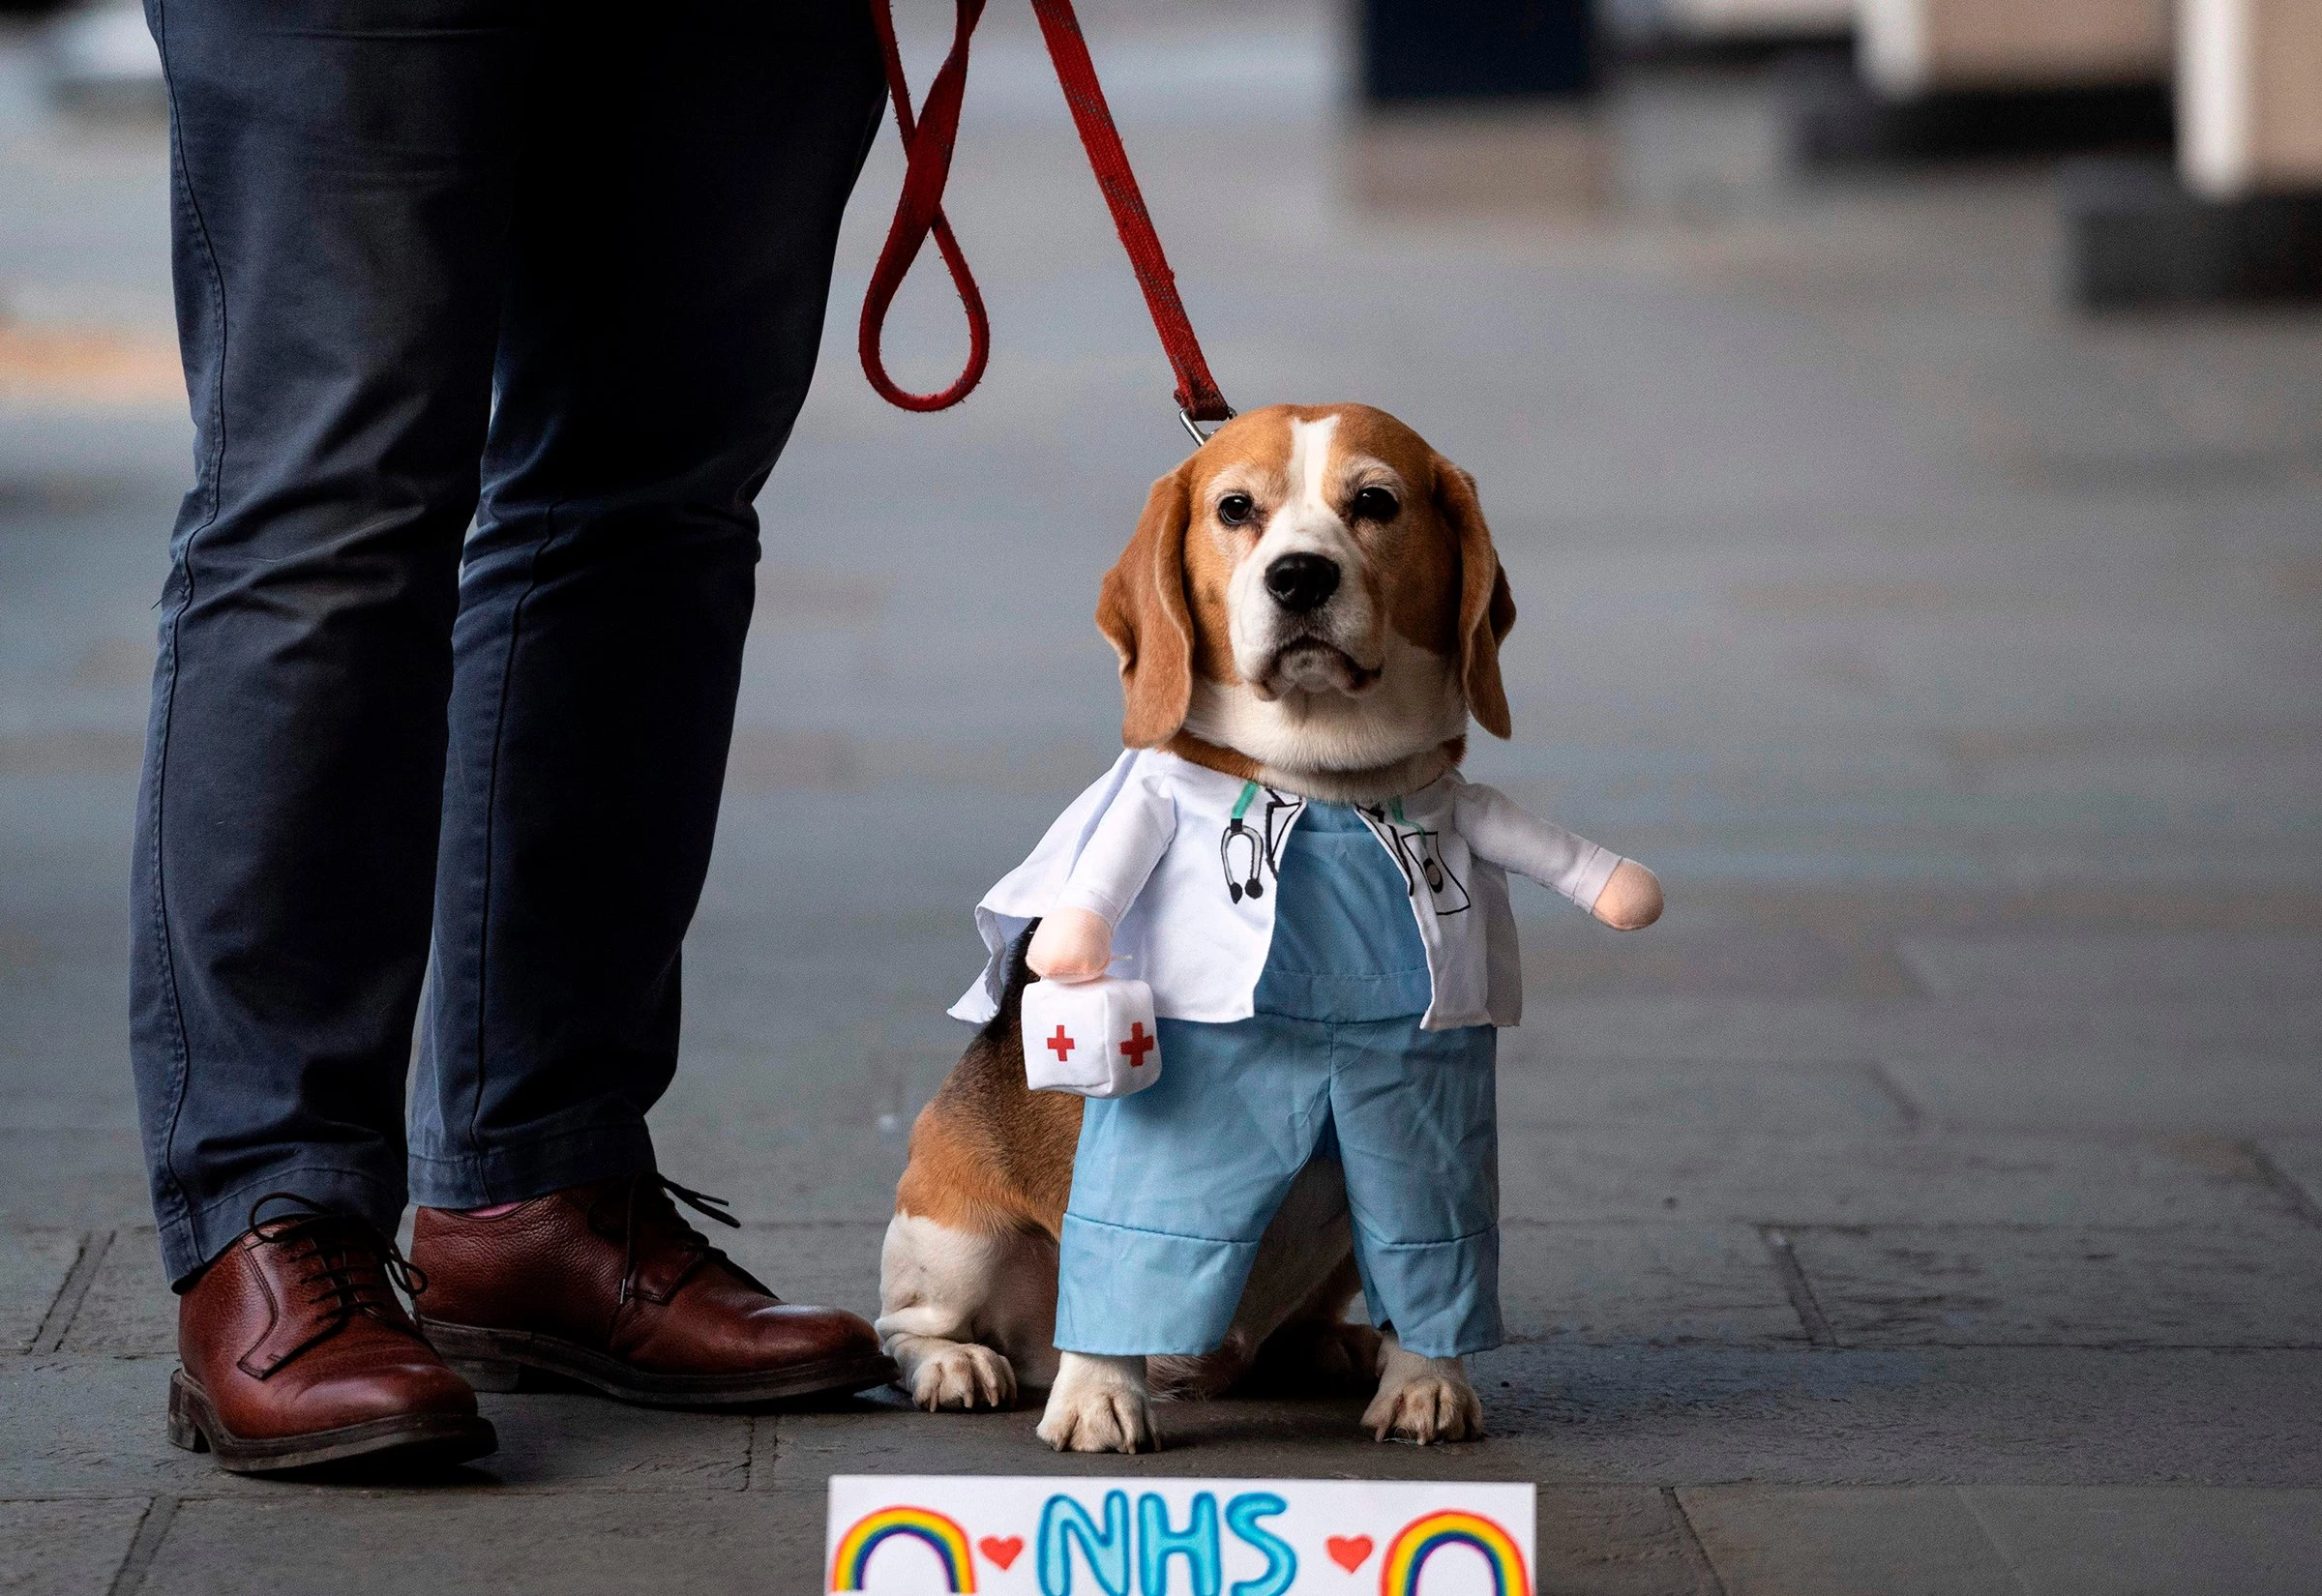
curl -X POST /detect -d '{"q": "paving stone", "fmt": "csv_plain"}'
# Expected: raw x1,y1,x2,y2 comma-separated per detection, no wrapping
1897,931,2322,1003
0,1357,203,1496
1475,1345,2322,1487
136,1494,821,1596
1501,1222,1806,1346
1881,1049,2322,1138
1497,1053,1917,1137
1519,908,1919,1000
1532,1488,1718,1596
1528,995,2322,1136
1677,1486,2019,1596
469,1397,751,1493
1497,1127,2307,1228
765,1345,2322,1490
0,1130,153,1232
764,1386,1652,1491
2254,1137,2322,1222
1783,1223,2322,1348
1963,1486,2322,1596
59,1227,168,1356
0,1498,148,1596
1529,994,2322,1080
0,1228,85,1353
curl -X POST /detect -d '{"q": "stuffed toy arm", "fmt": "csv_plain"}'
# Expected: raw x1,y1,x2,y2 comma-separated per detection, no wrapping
1027,782,1177,982
1454,783,1663,931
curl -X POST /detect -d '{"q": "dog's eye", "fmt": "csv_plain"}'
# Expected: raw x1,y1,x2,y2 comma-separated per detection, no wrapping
1217,493,1256,526
1352,486,1400,522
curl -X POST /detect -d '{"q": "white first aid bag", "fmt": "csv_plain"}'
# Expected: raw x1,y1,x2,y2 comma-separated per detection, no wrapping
1020,974,1163,1098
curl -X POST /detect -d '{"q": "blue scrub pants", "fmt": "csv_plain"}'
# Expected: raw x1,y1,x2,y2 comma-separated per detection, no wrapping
1055,1013,1503,1361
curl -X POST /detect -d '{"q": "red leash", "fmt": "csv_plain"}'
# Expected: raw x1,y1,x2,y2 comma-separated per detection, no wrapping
859,0,1235,440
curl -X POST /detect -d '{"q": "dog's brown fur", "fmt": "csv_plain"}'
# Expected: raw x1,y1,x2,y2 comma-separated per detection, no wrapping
893,937,1080,1241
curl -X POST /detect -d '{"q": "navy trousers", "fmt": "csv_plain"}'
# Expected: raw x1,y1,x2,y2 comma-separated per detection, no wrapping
130,0,885,1285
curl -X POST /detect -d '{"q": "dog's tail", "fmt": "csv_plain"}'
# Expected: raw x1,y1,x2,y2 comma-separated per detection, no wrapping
971,921,1041,1064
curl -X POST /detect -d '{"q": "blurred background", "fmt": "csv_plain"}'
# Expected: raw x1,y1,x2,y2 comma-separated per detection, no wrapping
0,2,2318,1588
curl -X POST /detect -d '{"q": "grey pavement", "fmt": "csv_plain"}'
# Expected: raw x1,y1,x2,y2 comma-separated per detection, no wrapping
3,3,2319,1592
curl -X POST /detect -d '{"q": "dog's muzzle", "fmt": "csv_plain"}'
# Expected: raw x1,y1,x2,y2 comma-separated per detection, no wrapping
1238,547,1381,700
1264,553,1340,614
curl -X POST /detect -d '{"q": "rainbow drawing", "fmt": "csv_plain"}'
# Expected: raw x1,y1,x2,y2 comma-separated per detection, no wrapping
829,1505,978,1593
1378,1510,1531,1596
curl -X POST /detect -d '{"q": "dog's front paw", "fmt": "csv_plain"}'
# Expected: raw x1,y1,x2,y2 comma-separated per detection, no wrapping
1364,1341,1482,1444
1036,1353,1155,1454
908,1342,1018,1411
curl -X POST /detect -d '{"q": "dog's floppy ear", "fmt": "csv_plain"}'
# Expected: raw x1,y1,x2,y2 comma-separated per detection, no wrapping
1096,462,1196,747
1431,453,1516,740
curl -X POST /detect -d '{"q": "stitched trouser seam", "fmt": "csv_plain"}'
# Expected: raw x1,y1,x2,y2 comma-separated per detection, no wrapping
460,495,565,1201
145,0,233,1240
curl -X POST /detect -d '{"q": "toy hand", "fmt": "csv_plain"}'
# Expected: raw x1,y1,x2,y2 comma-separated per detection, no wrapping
1028,907,1114,983
1592,860,1663,931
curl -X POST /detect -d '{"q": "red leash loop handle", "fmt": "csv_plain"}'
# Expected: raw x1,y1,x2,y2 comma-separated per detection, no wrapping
860,0,991,412
859,0,1234,427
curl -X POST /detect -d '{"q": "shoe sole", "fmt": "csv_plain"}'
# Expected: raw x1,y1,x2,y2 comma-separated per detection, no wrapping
421,1318,899,1407
167,1371,498,1475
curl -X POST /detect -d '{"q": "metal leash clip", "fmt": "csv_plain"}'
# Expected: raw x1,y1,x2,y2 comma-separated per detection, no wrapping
1180,405,1237,447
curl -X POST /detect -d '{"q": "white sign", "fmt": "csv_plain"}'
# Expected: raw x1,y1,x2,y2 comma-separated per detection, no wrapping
825,1475,1535,1596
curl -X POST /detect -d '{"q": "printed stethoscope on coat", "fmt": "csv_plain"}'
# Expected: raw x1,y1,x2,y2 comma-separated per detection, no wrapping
1361,798,1472,917
1218,783,1471,917
1218,783,1302,904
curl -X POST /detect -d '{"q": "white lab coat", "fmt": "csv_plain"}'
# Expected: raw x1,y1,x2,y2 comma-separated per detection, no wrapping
950,749,1623,1032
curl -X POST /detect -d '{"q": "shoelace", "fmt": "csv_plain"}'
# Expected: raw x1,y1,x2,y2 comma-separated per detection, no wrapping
614,1172,741,1306
245,1192,428,1329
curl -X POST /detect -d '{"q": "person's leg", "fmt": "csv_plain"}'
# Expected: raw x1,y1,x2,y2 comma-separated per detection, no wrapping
408,0,884,1204
131,0,539,1286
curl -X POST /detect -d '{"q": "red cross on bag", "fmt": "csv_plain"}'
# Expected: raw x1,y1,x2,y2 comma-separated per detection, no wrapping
1118,1021,1155,1068
1020,974,1164,1100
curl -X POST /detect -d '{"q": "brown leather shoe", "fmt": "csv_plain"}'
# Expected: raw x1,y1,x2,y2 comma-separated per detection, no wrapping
171,1196,497,1474
411,1173,896,1406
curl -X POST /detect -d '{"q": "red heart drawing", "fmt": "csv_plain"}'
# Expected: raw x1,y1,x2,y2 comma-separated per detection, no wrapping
979,1536,1025,1572
1325,1535,1374,1573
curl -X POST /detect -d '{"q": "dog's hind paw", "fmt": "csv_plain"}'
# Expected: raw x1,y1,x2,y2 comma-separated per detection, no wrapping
908,1342,1018,1411
1364,1341,1482,1444
1036,1353,1155,1453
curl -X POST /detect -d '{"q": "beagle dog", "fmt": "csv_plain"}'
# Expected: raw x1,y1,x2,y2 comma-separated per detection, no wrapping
877,403,1661,1452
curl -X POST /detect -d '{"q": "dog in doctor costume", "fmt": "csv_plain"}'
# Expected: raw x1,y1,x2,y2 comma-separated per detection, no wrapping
876,403,1661,1452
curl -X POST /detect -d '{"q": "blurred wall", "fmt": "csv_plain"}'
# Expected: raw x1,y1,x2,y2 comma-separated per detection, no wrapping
1860,0,2169,96
2181,0,2322,197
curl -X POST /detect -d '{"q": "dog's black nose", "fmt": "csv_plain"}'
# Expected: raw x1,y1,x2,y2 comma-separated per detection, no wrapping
1264,553,1340,613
